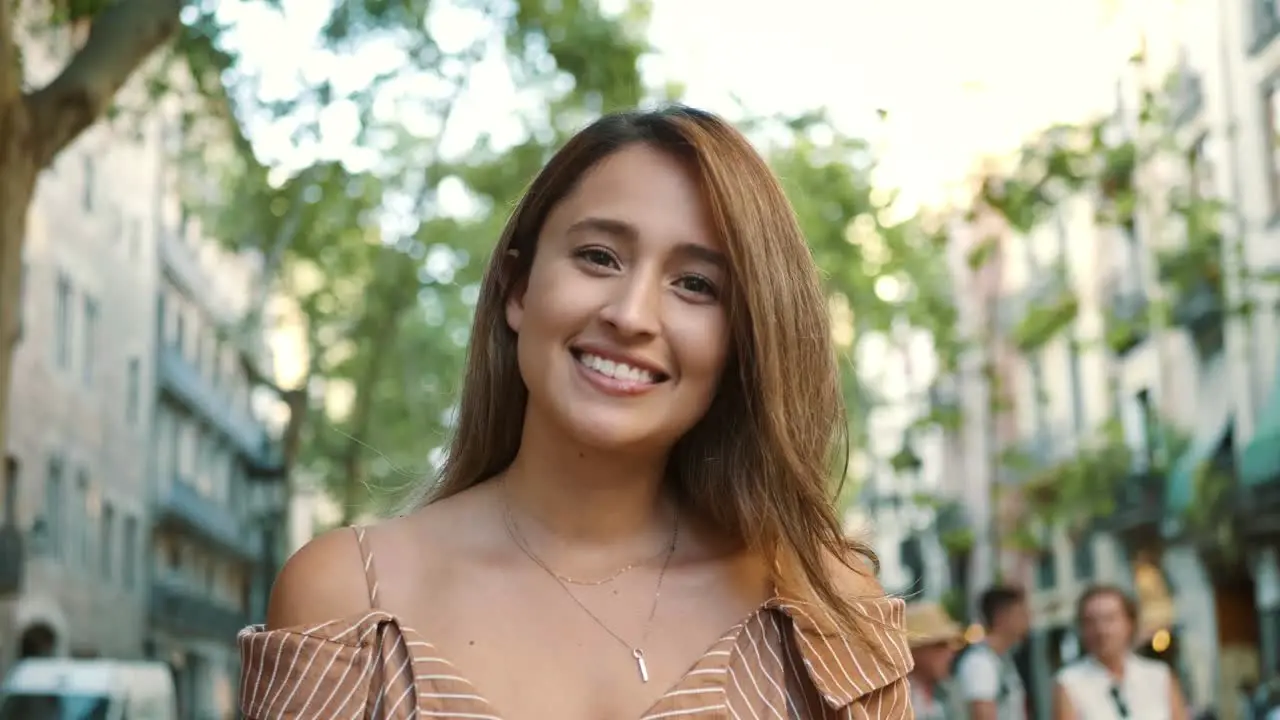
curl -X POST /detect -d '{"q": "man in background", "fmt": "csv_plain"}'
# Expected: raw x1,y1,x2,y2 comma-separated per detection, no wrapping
907,601,968,719
954,586,1031,720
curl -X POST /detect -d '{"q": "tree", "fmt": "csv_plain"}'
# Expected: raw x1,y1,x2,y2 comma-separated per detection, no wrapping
749,111,956,507
0,0,655,499
196,1,652,522
0,0,194,488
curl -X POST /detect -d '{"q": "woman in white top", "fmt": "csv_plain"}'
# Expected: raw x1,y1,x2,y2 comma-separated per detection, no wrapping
1053,584,1189,720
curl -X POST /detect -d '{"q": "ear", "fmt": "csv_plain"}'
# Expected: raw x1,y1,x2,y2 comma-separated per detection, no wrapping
504,249,528,333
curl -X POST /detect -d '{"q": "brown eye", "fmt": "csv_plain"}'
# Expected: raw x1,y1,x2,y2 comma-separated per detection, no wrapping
574,246,619,268
677,274,718,298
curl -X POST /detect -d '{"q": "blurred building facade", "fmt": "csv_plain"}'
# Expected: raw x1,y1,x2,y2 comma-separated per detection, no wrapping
1223,0,1280,701
846,320,953,605
0,19,160,672
145,98,289,717
1,18,291,720
927,0,1280,716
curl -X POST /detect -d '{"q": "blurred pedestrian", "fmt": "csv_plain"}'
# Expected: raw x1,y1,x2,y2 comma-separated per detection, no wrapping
235,106,914,719
955,585,1031,720
907,600,969,719
1053,584,1189,720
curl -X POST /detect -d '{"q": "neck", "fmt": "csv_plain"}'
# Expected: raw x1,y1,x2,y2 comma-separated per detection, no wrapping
1097,652,1128,678
984,631,1015,656
501,409,674,549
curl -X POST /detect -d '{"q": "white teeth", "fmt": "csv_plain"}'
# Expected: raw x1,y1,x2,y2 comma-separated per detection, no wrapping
577,352,658,384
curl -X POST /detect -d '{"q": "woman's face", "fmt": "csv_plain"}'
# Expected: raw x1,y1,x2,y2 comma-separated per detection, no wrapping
1080,592,1134,660
507,143,731,453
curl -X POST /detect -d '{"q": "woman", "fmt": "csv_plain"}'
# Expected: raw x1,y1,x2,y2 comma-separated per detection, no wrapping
236,106,913,720
1053,584,1188,720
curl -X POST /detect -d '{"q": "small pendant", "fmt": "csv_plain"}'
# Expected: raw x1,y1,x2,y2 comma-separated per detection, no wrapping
633,648,649,683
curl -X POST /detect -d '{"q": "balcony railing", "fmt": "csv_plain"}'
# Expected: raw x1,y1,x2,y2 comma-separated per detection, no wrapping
157,344,272,462
1105,287,1150,355
1170,281,1224,331
155,478,259,561
999,430,1079,485
1104,470,1165,534
999,270,1078,351
150,579,249,642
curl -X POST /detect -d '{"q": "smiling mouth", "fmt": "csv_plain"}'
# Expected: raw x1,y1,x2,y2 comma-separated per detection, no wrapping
571,350,669,385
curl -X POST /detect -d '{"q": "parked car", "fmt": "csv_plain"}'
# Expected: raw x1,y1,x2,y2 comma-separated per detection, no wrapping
0,658,177,720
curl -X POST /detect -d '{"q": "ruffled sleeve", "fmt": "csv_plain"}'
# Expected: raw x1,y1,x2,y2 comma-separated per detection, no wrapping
236,611,392,719
772,593,916,717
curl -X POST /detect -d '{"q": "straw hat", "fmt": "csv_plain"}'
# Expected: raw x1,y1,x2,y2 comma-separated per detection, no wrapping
905,601,964,649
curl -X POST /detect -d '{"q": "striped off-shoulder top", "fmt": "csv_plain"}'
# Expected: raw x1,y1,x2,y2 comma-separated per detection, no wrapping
236,527,916,719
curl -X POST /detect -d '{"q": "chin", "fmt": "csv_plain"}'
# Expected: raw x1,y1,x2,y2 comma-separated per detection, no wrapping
559,410,673,454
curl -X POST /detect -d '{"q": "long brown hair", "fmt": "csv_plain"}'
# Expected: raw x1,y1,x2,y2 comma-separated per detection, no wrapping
407,105,881,634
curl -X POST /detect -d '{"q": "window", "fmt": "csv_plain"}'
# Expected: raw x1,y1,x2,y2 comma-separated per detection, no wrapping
1188,133,1214,200
126,358,140,424
1036,550,1056,590
122,515,137,588
211,339,223,387
75,469,90,566
54,273,72,370
165,538,181,570
100,501,114,580
1254,0,1280,51
1073,533,1095,579
1136,389,1158,465
1029,352,1048,435
196,433,213,496
174,307,186,354
3,455,17,527
81,296,98,386
1267,81,1280,212
177,419,197,480
44,456,64,559
1068,340,1086,435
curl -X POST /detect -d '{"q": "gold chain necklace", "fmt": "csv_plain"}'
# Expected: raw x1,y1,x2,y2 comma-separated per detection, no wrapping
550,537,673,586
502,484,679,683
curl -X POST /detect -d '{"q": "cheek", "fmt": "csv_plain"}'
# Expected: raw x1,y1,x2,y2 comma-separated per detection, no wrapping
517,266,578,337
670,308,731,380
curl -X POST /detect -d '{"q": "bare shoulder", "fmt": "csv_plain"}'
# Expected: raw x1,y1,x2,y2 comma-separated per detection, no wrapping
266,526,372,630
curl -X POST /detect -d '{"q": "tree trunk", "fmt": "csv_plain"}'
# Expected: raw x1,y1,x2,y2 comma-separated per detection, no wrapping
0,0,184,489
0,100,38,493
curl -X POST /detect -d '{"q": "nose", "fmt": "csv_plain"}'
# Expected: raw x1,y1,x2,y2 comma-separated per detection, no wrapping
599,272,661,338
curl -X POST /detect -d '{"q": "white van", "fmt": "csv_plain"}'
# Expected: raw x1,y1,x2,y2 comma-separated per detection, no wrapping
0,659,177,720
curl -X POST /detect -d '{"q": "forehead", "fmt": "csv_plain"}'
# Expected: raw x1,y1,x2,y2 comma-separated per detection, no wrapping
1083,593,1126,616
543,144,721,253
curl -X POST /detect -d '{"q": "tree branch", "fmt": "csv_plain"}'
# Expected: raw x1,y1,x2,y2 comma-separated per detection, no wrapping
24,0,183,168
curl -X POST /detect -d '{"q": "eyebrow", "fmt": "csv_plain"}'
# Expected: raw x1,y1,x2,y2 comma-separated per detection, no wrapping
565,216,727,268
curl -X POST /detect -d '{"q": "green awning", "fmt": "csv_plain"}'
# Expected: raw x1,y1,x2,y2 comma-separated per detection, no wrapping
1241,359,1280,486
1166,415,1232,514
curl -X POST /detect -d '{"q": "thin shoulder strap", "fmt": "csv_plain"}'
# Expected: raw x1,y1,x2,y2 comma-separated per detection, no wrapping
350,526,381,610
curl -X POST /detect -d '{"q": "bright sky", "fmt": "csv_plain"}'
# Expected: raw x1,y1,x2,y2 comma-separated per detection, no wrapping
213,0,1130,213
